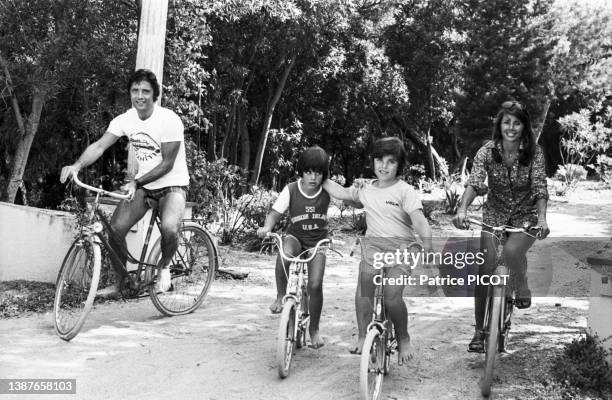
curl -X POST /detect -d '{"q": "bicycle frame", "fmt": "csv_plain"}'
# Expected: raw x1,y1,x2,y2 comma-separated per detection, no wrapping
90,201,159,289
367,267,392,336
73,172,171,291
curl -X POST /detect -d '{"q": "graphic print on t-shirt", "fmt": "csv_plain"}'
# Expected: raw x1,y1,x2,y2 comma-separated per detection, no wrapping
130,132,161,162
291,205,326,231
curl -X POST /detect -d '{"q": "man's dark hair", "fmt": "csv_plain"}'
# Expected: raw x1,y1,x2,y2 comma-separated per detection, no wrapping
297,146,330,180
372,137,406,172
127,69,160,102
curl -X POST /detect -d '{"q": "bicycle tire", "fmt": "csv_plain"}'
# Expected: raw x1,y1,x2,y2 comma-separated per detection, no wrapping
276,298,297,378
53,237,101,341
146,224,217,316
481,286,503,397
360,328,385,400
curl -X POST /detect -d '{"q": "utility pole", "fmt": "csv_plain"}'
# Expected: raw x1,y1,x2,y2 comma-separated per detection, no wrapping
128,0,169,178
135,0,169,99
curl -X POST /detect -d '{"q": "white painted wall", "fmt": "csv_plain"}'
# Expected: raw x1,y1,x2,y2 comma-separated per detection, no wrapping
0,201,193,283
588,267,612,359
0,202,76,282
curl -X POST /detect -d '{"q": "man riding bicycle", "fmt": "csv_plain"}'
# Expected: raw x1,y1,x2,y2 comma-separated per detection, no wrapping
60,69,189,296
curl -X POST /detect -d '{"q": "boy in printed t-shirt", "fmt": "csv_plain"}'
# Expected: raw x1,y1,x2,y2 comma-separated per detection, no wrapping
323,137,432,365
257,146,331,349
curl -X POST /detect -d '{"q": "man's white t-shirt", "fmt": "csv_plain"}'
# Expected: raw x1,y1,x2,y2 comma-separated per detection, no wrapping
107,105,189,190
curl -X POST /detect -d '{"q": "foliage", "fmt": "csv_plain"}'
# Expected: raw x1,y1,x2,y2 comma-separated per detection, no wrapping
0,0,137,205
594,154,612,188
185,140,246,229
405,164,426,187
3,0,612,208
443,176,463,214
558,105,612,167
551,332,612,395
0,280,56,318
553,164,588,195
383,0,464,177
453,0,556,157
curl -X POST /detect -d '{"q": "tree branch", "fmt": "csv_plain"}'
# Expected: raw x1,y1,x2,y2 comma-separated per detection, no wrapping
0,51,25,137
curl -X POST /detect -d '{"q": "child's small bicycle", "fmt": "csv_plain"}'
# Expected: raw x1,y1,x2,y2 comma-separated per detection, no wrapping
264,232,340,378
359,242,422,400
53,172,218,341
466,218,541,397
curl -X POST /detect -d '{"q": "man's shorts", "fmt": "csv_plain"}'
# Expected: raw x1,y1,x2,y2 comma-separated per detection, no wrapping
142,186,188,206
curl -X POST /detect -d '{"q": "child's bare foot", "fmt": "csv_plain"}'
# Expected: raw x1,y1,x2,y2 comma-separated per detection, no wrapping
308,328,325,349
269,298,283,314
397,337,414,365
349,336,366,354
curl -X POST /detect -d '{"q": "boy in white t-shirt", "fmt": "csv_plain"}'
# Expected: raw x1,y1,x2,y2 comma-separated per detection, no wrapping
60,69,189,295
323,137,432,365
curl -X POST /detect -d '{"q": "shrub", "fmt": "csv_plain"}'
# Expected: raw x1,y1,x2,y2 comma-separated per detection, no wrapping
554,164,588,195
551,332,612,395
595,154,612,188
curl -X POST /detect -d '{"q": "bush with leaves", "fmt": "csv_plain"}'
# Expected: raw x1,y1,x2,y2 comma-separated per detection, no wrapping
594,154,612,188
554,164,588,195
557,104,612,192
186,140,247,225
551,332,612,395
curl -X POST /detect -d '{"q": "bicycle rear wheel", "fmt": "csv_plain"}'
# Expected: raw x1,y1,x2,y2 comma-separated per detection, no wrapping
277,298,297,378
360,328,385,400
146,224,217,316
53,237,101,341
481,286,503,397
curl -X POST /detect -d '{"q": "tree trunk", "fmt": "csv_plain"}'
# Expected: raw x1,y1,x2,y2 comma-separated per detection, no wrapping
3,88,46,203
425,124,436,179
250,56,296,185
239,105,250,171
534,98,551,144
208,114,217,161
229,106,239,165
220,103,236,160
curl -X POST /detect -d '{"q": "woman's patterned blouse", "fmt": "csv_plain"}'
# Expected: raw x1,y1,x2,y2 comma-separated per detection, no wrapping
465,140,548,227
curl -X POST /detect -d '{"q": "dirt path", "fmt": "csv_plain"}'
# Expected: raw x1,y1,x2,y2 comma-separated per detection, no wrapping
1,188,611,400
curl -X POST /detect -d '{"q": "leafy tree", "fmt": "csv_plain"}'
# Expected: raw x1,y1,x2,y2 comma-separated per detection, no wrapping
0,0,137,204
453,0,555,158
384,0,464,178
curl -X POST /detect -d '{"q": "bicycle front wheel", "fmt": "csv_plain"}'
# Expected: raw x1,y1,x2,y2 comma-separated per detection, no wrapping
277,299,297,378
481,286,503,397
146,224,217,316
360,328,385,400
53,237,101,341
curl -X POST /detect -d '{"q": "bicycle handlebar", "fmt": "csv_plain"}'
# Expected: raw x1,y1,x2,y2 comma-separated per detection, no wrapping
466,218,542,237
71,172,131,200
265,232,340,262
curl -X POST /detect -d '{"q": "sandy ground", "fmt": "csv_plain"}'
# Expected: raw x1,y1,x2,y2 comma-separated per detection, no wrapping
1,186,611,400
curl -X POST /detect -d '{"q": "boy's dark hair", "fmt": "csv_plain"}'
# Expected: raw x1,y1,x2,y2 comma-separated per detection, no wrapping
297,146,329,180
127,69,160,102
372,137,406,172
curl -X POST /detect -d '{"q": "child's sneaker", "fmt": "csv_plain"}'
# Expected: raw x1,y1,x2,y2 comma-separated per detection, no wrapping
157,267,172,292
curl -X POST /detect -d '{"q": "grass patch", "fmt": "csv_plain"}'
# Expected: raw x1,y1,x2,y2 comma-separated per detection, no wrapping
0,280,56,318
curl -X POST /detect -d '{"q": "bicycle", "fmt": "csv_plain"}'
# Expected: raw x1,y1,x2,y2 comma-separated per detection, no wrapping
53,172,218,341
359,241,423,400
264,232,341,379
465,218,541,397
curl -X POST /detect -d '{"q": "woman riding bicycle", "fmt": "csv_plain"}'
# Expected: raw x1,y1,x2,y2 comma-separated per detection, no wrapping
452,100,550,353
